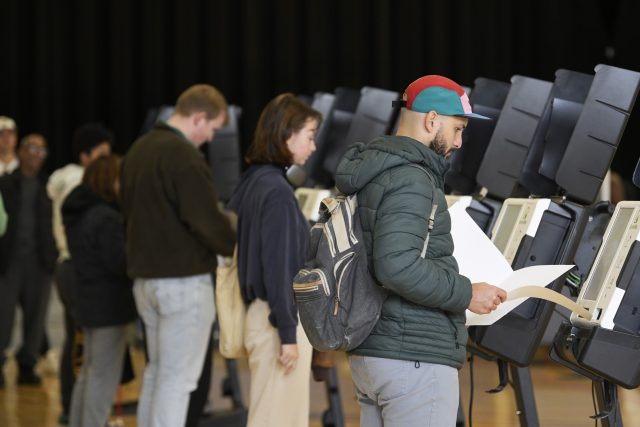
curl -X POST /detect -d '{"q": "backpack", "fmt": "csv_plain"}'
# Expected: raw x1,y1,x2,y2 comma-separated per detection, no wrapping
293,164,436,352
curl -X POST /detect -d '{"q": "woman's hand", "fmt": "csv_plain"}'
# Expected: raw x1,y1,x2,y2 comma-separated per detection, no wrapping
279,344,299,375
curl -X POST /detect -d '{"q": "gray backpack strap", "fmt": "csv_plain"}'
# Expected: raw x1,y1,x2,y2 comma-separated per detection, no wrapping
405,164,438,259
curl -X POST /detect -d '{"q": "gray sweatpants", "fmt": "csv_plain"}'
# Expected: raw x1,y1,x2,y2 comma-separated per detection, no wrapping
348,355,459,427
69,324,131,427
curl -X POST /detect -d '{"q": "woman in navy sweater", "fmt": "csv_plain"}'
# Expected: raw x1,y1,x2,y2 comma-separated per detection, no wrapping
228,94,320,427
62,154,137,427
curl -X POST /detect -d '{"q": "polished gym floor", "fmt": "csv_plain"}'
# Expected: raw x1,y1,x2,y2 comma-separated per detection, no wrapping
1,290,639,427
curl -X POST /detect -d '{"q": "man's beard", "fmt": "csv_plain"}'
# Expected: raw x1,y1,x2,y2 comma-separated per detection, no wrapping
430,130,452,158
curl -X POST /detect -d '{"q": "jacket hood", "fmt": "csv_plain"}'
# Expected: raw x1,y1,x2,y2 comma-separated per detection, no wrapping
334,135,449,195
61,185,107,228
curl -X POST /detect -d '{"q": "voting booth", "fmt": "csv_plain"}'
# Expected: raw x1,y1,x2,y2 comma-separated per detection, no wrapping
307,87,361,188
467,69,592,364
462,65,640,427
208,105,243,202
294,85,400,219
468,197,587,366
303,92,337,188
551,199,640,426
541,66,640,393
446,77,510,195
444,78,510,234
319,86,398,187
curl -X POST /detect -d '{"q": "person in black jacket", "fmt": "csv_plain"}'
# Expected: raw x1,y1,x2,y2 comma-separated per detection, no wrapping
62,154,137,427
47,122,113,425
0,133,57,387
228,93,320,427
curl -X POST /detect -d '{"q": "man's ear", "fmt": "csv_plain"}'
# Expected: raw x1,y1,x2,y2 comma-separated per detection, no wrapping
191,111,207,127
424,111,439,133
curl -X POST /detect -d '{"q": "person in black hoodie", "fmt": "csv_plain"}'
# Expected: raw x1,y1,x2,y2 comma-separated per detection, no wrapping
228,94,320,427
62,154,137,427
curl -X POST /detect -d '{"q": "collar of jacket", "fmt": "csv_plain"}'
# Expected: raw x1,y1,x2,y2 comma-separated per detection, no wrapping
391,135,450,179
153,121,192,146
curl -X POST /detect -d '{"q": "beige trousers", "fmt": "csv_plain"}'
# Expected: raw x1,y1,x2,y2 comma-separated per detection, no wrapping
244,299,313,427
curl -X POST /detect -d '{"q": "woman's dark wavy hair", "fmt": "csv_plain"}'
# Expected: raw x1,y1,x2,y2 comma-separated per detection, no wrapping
245,93,321,167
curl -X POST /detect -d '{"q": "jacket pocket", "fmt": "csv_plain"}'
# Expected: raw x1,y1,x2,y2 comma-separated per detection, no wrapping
444,314,460,350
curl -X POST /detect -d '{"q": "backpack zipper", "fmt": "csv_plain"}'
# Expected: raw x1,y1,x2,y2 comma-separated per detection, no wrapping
293,282,320,293
298,269,330,296
334,254,355,315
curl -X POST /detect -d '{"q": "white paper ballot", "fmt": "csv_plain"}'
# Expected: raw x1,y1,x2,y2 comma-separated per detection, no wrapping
448,203,574,326
449,203,512,284
465,264,574,325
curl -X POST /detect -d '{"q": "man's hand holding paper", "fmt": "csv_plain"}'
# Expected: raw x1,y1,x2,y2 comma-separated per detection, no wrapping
468,282,507,314
449,202,575,326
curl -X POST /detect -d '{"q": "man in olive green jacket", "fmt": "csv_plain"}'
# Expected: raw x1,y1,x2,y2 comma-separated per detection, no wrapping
335,75,507,427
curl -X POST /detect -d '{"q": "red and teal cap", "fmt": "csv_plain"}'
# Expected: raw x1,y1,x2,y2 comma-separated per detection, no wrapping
395,75,491,120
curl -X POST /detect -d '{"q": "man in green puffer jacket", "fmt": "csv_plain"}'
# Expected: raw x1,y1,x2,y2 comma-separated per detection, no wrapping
335,75,507,427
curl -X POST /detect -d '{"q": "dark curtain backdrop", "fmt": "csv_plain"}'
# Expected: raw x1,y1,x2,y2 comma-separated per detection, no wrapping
1,0,640,177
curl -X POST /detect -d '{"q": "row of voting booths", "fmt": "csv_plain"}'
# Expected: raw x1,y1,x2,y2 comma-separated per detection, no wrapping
295,63,640,427
144,63,640,427
444,65,640,427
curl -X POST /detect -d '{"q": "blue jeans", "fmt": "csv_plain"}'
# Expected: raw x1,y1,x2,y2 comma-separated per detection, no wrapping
348,355,459,427
133,274,215,427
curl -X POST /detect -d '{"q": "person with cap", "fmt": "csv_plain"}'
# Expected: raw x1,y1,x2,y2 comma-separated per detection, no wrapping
0,116,19,176
0,133,57,387
334,75,507,426
120,84,235,427
46,123,113,425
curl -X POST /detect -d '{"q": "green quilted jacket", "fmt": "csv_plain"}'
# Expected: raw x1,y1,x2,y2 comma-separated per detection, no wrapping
335,135,472,368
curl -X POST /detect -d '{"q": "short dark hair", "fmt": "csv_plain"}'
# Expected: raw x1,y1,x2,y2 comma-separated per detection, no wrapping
246,93,321,167
19,133,46,149
82,154,121,204
175,84,228,123
72,123,113,163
